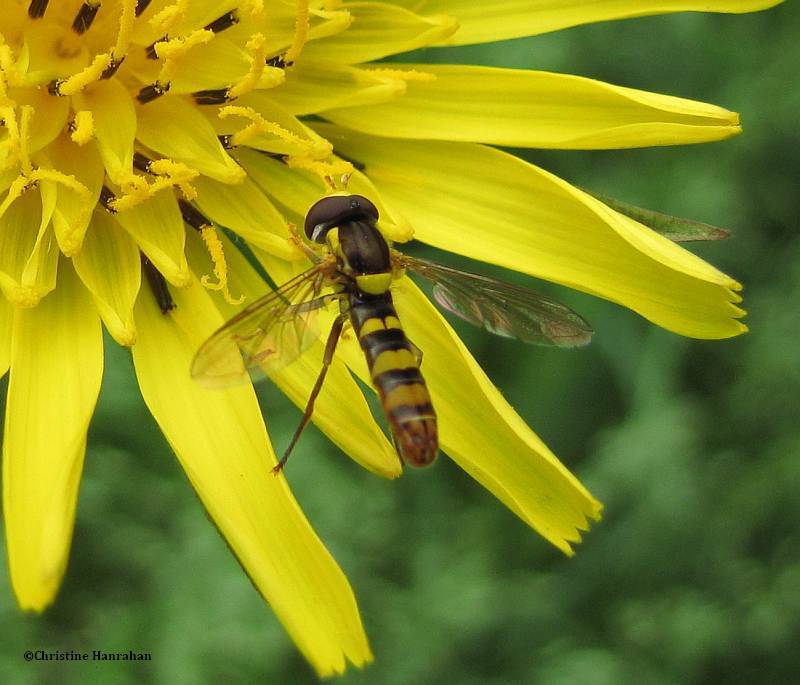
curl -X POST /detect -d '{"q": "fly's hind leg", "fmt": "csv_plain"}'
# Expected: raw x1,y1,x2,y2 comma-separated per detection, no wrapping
272,314,347,474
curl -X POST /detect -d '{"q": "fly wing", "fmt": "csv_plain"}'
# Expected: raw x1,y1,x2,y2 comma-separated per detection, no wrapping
191,266,338,387
399,255,593,348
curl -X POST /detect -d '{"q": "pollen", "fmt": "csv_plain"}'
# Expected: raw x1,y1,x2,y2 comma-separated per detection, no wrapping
70,111,94,145
0,0,372,316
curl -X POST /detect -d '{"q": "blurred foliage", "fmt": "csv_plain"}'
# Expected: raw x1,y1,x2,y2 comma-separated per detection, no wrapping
2,5,798,684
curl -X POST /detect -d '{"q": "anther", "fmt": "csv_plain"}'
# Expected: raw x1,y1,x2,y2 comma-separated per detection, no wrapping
137,82,170,104
193,88,232,106
142,254,176,314
266,55,292,69
135,0,152,17
133,152,153,173
204,11,239,33
257,150,289,164
145,37,165,60
99,185,118,213
72,2,101,35
101,57,125,80
178,199,211,231
28,0,49,18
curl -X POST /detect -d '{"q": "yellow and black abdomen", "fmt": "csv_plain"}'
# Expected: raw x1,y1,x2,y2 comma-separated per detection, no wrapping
350,292,438,467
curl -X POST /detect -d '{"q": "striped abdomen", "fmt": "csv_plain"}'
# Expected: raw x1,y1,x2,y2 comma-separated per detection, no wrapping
350,292,438,467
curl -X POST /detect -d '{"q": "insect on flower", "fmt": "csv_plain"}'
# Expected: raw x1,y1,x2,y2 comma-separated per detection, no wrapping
192,194,593,472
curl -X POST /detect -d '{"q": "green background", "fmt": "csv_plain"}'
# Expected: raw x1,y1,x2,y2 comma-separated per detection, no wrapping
2,4,798,684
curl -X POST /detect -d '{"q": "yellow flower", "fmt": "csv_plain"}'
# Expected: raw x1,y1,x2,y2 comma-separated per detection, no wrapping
0,0,781,676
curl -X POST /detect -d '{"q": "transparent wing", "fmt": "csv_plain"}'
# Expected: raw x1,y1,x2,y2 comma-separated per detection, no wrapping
192,266,340,387
398,255,593,347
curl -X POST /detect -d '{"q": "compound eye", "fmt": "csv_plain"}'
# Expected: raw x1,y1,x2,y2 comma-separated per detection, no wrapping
354,195,379,221
303,194,380,242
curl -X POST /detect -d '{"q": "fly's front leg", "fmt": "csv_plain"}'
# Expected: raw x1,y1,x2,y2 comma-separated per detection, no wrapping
272,313,348,474
288,222,324,264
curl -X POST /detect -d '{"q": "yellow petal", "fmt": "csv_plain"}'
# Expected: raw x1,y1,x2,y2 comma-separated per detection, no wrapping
268,61,406,115
316,126,745,339
153,37,251,94
136,95,246,184
0,188,59,307
38,135,104,255
192,175,298,260
72,210,141,346
113,190,191,287
0,294,10,377
336,276,601,553
3,262,103,610
300,2,458,64
73,79,136,186
322,64,740,148
17,87,71,156
401,0,785,45
131,273,372,676
185,229,401,478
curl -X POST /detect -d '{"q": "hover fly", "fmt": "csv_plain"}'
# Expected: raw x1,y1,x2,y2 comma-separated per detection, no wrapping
191,195,592,472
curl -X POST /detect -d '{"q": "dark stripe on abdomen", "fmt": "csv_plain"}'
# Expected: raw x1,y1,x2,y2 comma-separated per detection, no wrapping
359,328,410,368
349,295,398,331
372,367,424,393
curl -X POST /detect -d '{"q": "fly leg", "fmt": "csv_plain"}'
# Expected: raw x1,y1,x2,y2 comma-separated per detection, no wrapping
272,313,347,474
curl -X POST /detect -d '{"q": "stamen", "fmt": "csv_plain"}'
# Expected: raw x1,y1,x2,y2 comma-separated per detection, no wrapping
145,37,164,59
147,158,198,199
135,0,152,17
178,198,208,231
136,81,170,104
286,156,353,189
150,0,189,35
101,57,125,79
28,0,49,18
193,89,231,106
99,185,118,212
112,0,138,63
199,224,245,305
17,105,33,176
218,105,312,152
133,152,153,173
52,53,113,96
266,55,288,69
227,33,268,100
283,0,310,67
177,199,244,304
142,254,175,314
241,0,265,22
28,168,92,255
153,29,214,87
111,158,198,211
72,2,101,35
204,11,238,33
70,110,95,145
